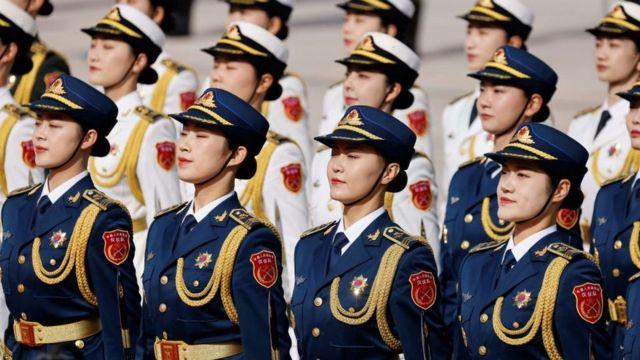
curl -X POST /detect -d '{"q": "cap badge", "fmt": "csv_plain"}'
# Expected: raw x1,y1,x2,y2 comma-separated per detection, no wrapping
46,78,66,96
492,48,508,65
514,126,535,145
478,0,494,8
339,109,364,126
105,7,121,21
356,35,376,52
226,25,242,41
611,5,627,20
194,91,216,109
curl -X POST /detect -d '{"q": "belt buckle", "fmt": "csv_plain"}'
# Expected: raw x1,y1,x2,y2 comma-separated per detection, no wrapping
614,296,627,325
18,322,36,347
159,341,181,360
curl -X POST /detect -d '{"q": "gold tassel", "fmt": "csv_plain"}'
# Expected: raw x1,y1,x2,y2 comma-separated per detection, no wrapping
0,113,20,195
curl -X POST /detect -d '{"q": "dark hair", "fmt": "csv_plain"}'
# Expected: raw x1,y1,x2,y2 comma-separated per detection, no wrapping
150,0,176,32
548,173,584,210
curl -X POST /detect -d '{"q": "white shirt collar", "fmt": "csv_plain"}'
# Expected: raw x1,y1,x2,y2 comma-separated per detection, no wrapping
632,171,640,189
184,191,235,223
115,91,143,118
602,98,629,120
484,158,502,179
40,171,89,204
334,207,386,254
0,86,15,106
503,225,557,262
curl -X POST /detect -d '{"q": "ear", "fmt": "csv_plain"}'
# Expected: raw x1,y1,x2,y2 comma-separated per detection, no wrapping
131,52,149,76
228,145,248,167
383,82,403,106
551,178,571,204
507,35,524,48
385,24,398,37
80,129,99,151
523,93,544,118
255,73,275,97
0,42,19,65
380,162,401,186
27,0,46,16
267,16,283,36
152,6,166,25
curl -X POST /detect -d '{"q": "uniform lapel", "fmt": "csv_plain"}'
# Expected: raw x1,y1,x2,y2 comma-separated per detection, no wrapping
611,178,634,238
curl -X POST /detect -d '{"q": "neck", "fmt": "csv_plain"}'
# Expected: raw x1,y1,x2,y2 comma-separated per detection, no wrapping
249,94,265,112
608,74,638,107
0,63,12,88
493,131,514,151
379,101,393,114
192,175,234,212
104,77,138,103
342,191,384,228
512,211,556,246
47,156,88,192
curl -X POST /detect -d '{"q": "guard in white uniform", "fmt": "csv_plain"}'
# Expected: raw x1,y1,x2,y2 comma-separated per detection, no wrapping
310,32,440,266
319,0,434,159
83,4,181,284
201,21,308,301
440,0,536,216
568,1,640,235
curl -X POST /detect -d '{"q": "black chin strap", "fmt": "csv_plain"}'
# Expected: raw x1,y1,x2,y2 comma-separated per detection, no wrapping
195,149,236,186
514,185,557,225
50,131,86,171
106,57,137,92
495,95,532,139
375,85,394,110
343,164,387,207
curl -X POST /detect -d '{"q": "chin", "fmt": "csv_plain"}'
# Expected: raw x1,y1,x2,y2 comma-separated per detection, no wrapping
631,138,640,150
329,189,352,204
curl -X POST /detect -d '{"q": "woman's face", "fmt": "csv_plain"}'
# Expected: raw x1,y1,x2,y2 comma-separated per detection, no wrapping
497,160,555,222
477,81,529,135
464,23,509,71
32,113,85,169
594,36,640,83
209,57,259,103
626,98,640,150
87,37,136,87
343,67,391,107
176,123,234,184
327,141,389,204
342,12,386,52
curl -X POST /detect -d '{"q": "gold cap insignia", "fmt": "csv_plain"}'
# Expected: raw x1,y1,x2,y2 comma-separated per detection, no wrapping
492,48,508,65
338,109,364,126
46,78,66,96
356,35,376,52
194,91,216,109
226,25,242,41
105,7,121,22
514,126,535,145
611,5,627,20
478,0,494,8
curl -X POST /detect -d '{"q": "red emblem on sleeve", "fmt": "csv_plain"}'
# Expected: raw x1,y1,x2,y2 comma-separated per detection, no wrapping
103,229,131,265
21,140,36,168
155,141,176,170
282,96,303,122
409,180,432,211
572,282,603,324
180,91,197,111
250,250,278,288
556,208,579,230
409,271,437,310
408,110,428,137
281,163,302,193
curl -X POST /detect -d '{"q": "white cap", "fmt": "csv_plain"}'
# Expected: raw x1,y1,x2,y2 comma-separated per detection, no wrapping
276,0,294,7
229,21,289,63
612,1,640,22
388,0,415,19
113,4,165,48
362,32,420,72
493,0,534,26
0,0,36,37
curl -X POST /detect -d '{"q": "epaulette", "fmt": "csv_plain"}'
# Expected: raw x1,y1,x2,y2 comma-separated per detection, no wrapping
82,189,120,211
267,131,294,145
134,105,165,122
546,242,587,261
629,271,640,282
413,151,432,162
300,222,336,238
383,226,429,251
448,91,474,105
3,104,35,118
7,183,42,198
230,208,261,230
573,105,601,119
161,58,193,73
469,239,508,254
459,156,483,169
30,41,47,54
154,202,188,219
601,174,628,188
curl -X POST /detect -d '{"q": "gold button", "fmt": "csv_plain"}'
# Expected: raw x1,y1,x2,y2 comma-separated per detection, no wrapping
160,276,168,285
314,297,323,307
17,255,25,264
499,219,505,225
613,268,620,278
458,315,462,322
17,284,24,293
75,340,84,349
479,346,487,356
193,280,199,287
162,331,168,340
49,259,56,266
461,240,470,250
512,322,520,328
159,303,167,313
614,240,622,250
480,314,488,323
312,328,320,337
348,307,355,312
464,214,473,223
20,313,27,320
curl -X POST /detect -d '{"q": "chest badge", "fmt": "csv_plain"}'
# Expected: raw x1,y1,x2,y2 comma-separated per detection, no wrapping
597,217,607,226
513,290,532,309
194,252,212,269
49,230,67,249
608,143,621,157
367,229,380,241
350,275,368,296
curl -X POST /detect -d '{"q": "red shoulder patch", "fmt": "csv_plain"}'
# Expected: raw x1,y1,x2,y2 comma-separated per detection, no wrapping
409,271,437,310
103,229,131,265
409,180,432,211
557,208,579,230
180,91,197,111
408,110,428,137
281,163,302,193
282,96,303,122
250,250,278,288
21,140,36,168
572,282,603,324
155,141,176,171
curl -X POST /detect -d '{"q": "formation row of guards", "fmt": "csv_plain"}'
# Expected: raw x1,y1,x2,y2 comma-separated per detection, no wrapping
0,0,639,359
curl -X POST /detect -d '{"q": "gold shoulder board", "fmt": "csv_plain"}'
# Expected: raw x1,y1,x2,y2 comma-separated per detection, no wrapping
469,239,508,254
448,91,474,105
601,174,627,187
230,208,260,230
160,58,192,73
459,156,483,169
134,105,165,123
573,105,601,119
300,222,336,238
3,104,35,118
267,131,293,145
82,189,119,211
7,183,42,197
154,202,188,219
383,226,429,251
546,242,585,261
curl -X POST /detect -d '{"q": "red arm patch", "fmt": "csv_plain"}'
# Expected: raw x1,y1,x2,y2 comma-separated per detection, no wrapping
155,141,176,170
556,208,579,230
572,282,603,324
21,140,36,168
408,110,428,137
409,271,437,310
180,91,197,111
103,229,131,265
250,250,278,288
282,96,303,122
281,163,302,193
409,180,432,211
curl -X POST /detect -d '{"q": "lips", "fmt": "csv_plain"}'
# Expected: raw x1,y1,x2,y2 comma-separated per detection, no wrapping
631,130,640,138
467,54,476,62
596,64,607,72
34,145,47,154
499,196,515,206
177,157,191,167
89,66,100,73
344,97,357,105
480,113,493,121
330,178,345,186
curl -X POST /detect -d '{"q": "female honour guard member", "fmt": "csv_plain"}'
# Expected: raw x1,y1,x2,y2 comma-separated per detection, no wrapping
201,21,308,299
292,105,447,359
457,123,609,359
82,4,181,281
569,0,640,238
137,88,291,360
1,74,140,359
